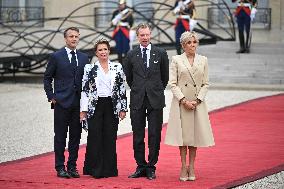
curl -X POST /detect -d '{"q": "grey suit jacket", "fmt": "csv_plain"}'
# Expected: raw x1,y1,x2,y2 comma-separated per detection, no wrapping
123,44,169,109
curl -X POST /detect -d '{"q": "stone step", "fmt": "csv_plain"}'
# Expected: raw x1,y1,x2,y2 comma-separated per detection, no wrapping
216,41,284,49
198,49,284,57
173,42,283,85
209,77,284,85
209,71,284,78
198,42,284,55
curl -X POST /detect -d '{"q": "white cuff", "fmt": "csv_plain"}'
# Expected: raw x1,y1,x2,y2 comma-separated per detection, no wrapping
80,92,88,112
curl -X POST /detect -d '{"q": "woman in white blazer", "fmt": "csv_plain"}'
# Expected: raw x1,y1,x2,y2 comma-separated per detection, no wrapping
80,39,127,178
165,31,214,181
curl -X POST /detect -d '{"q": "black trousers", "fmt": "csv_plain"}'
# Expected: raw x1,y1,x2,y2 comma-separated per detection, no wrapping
54,96,81,171
130,96,163,171
237,10,251,50
83,97,119,178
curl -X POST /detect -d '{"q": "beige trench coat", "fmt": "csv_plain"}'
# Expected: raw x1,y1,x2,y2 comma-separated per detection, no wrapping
165,53,215,147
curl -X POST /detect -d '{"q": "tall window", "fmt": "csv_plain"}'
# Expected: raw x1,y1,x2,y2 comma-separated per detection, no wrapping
0,0,44,27
94,1,116,28
132,0,154,23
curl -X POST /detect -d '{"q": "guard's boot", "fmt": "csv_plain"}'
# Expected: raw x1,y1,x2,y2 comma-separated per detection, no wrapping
236,31,246,53
244,31,250,53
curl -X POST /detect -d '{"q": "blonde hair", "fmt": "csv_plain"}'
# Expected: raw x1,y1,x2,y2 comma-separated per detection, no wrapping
180,31,199,46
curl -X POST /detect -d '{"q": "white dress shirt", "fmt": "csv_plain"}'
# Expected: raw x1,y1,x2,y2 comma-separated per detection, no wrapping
65,47,78,66
140,44,151,68
97,62,112,97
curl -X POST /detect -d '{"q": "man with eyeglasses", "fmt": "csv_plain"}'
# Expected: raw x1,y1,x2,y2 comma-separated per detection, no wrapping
123,23,169,180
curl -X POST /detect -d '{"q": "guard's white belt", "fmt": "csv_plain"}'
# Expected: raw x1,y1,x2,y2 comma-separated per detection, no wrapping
238,3,252,8
177,15,190,19
118,22,129,27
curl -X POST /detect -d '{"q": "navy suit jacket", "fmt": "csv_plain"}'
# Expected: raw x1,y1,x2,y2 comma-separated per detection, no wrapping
44,48,89,108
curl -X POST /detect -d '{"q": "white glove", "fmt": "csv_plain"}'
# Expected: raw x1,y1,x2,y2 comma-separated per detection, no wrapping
183,0,191,6
173,1,185,14
189,19,197,31
112,14,122,26
112,9,129,25
250,7,257,22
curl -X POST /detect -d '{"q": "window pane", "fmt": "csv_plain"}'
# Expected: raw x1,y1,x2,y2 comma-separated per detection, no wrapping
1,0,20,6
26,0,43,7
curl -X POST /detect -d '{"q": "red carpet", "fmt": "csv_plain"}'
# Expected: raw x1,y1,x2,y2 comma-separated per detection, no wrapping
1,94,284,189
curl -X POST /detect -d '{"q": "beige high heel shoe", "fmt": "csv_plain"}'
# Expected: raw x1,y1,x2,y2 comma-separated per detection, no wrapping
187,167,196,181
179,167,189,181
188,175,196,181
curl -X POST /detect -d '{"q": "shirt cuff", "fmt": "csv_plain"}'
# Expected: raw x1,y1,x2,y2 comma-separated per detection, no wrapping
80,93,88,112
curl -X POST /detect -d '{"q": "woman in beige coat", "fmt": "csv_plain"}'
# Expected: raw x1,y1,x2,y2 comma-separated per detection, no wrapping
165,31,215,181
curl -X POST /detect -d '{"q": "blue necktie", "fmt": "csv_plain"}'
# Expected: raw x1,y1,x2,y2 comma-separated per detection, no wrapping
142,47,147,69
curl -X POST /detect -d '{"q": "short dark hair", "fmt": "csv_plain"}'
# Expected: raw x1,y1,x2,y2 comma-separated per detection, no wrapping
136,23,151,35
64,27,80,38
94,38,110,52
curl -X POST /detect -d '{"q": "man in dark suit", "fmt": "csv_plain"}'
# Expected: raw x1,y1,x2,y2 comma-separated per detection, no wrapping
44,27,89,178
123,23,169,180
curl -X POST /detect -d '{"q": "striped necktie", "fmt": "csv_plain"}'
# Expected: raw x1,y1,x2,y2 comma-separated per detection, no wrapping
142,47,147,69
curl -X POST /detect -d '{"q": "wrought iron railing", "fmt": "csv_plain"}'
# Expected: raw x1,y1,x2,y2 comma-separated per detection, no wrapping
0,0,235,76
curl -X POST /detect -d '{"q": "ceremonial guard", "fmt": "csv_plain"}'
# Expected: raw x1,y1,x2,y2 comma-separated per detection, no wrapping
111,0,134,63
173,0,196,54
233,0,258,53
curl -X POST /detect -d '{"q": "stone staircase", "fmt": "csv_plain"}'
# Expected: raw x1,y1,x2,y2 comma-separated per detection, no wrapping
195,41,284,86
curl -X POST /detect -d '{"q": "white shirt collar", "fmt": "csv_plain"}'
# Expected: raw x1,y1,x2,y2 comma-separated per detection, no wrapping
140,44,151,52
95,59,111,66
65,47,77,54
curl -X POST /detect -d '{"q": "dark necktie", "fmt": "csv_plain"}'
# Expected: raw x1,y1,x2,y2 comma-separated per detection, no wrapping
70,51,77,70
142,47,147,69
70,51,78,91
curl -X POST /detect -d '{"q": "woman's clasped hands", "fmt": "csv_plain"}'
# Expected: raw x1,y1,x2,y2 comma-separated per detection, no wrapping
181,98,200,111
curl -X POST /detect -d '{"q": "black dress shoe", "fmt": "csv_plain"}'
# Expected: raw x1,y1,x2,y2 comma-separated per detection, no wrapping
236,48,246,53
146,170,156,180
128,169,146,178
68,168,80,178
57,169,71,178
245,48,250,53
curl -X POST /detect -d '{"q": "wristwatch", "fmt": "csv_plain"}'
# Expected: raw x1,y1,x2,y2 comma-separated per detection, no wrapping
196,99,201,104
